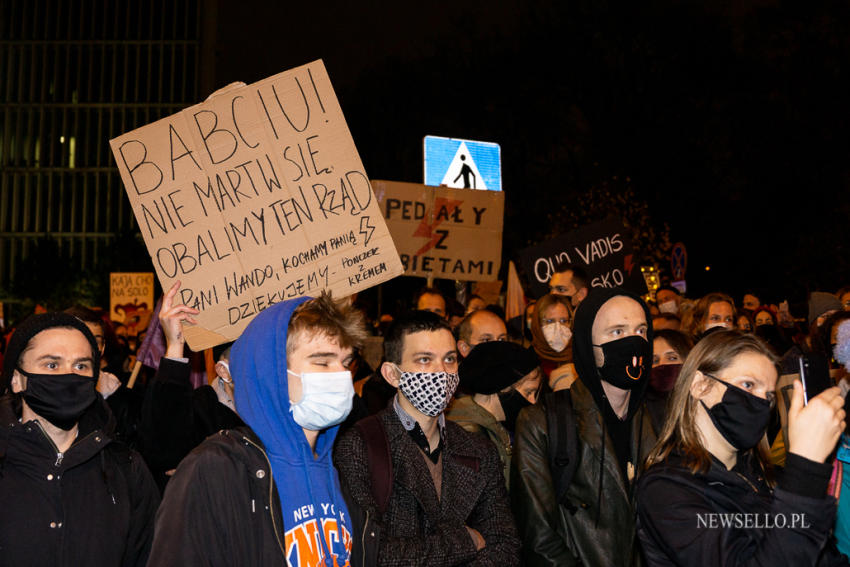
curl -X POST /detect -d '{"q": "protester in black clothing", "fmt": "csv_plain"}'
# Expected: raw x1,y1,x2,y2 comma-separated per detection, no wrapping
512,287,657,566
139,280,242,490
0,312,159,566
645,329,693,434
637,330,848,566
63,304,144,449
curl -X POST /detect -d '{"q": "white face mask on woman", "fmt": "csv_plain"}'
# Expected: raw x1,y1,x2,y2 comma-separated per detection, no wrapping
287,369,354,430
658,300,678,314
543,323,572,352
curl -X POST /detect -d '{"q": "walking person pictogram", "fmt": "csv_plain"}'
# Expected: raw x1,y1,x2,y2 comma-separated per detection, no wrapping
453,154,476,189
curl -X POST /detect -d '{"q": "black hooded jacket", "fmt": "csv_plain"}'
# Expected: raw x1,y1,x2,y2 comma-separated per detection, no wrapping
511,287,658,566
571,287,655,475
0,394,160,567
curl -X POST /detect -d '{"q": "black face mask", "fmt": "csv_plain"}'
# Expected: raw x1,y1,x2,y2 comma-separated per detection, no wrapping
17,368,96,431
498,389,532,432
700,373,772,450
594,335,652,390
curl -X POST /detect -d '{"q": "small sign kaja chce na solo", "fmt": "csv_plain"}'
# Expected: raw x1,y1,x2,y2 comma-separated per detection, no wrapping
110,60,402,351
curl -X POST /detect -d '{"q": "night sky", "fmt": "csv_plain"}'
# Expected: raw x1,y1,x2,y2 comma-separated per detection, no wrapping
211,1,850,309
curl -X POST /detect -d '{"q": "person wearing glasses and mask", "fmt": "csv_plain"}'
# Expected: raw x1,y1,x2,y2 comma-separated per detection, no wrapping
335,310,520,566
637,330,849,566
529,293,577,390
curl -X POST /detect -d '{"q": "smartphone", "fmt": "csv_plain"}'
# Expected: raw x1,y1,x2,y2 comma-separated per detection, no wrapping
799,354,833,405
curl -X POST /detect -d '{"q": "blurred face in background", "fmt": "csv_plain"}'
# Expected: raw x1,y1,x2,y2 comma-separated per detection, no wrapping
417,293,446,318
742,294,760,311
652,337,683,368
755,311,774,327
705,301,734,331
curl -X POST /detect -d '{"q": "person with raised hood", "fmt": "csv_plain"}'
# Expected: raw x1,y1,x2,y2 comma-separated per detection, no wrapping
512,287,657,566
148,293,368,566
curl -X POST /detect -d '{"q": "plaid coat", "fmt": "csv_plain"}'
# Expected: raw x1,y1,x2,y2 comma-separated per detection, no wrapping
334,405,521,567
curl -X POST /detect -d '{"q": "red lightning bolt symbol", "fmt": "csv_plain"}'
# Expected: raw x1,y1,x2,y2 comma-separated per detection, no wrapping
624,254,635,276
413,197,464,256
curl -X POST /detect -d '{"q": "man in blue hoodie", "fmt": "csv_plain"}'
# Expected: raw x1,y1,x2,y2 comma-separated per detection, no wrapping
148,293,368,567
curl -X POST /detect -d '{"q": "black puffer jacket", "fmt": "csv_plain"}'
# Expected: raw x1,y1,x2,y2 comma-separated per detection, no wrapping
0,394,160,567
636,451,850,566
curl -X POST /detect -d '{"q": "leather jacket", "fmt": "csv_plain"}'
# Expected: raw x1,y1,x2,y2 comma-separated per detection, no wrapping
511,378,657,566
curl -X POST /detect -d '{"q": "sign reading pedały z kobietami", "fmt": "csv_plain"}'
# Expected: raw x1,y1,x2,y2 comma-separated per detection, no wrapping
110,60,403,351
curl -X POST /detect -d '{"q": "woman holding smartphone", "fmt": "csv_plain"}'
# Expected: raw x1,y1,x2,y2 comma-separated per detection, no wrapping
636,330,849,566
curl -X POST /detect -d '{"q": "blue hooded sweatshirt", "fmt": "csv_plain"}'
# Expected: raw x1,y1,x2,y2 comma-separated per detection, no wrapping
231,297,352,567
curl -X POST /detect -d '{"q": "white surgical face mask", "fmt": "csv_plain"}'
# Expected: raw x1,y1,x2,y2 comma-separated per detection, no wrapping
542,323,572,352
287,369,354,431
658,300,678,314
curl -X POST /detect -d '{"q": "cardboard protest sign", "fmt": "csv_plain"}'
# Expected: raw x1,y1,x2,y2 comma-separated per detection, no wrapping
109,272,155,336
518,219,646,298
110,60,403,351
372,180,504,282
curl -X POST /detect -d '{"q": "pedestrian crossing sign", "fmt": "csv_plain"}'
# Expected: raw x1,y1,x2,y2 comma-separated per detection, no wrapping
423,135,502,191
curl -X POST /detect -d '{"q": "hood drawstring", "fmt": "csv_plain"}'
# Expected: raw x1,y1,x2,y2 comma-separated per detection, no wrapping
596,416,605,527
630,411,645,503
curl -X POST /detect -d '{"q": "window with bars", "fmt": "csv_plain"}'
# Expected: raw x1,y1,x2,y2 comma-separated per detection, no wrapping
0,0,205,290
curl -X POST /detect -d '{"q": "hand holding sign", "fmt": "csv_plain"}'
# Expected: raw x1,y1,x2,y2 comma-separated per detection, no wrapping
110,61,402,350
159,280,200,359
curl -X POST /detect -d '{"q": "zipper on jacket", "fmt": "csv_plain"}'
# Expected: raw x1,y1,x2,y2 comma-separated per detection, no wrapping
33,420,65,467
33,420,99,469
242,435,286,558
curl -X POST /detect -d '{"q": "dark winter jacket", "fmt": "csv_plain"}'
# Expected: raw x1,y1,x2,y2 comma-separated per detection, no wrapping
149,296,354,567
510,287,657,566
0,394,160,567
146,425,289,566
636,451,850,566
334,403,521,566
139,357,243,490
511,378,656,566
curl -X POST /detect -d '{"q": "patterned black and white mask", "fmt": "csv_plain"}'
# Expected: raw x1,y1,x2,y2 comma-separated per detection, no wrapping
393,364,459,417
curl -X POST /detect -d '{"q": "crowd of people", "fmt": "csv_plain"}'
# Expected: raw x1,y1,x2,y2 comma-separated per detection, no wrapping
2,261,850,566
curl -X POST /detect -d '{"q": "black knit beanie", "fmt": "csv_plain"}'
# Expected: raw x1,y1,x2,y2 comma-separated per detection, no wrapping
2,312,101,394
